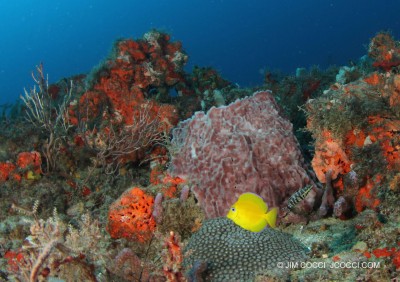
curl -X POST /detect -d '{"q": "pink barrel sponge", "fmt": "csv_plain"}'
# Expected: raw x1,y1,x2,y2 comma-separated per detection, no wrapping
169,91,315,218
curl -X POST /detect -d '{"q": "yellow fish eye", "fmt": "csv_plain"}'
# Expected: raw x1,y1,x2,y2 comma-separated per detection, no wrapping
230,207,236,212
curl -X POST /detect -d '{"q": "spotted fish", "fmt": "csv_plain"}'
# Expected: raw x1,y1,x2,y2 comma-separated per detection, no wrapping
287,184,313,211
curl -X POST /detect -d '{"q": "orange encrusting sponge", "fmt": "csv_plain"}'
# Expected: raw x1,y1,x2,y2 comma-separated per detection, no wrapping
107,187,156,243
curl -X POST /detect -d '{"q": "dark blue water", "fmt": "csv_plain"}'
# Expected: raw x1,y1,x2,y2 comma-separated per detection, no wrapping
1,0,400,104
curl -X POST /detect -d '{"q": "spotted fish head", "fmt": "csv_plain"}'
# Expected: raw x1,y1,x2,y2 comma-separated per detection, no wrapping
287,184,314,211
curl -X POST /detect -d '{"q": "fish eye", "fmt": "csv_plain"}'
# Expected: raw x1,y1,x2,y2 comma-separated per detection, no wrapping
230,207,236,212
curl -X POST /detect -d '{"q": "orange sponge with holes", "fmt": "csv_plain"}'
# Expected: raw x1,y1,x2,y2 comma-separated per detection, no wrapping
107,187,156,242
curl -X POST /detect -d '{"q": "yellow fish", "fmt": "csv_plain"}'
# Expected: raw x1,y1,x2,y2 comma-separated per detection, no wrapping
226,192,278,232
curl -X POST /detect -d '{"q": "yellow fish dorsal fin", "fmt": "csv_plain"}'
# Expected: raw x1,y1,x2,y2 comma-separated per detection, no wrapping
237,193,268,213
264,207,278,228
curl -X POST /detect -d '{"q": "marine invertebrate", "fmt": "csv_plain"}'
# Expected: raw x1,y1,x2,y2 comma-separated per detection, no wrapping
67,31,187,171
363,72,381,86
183,217,308,281
21,64,72,134
393,250,400,270
16,151,42,178
355,177,381,213
311,131,351,184
107,248,156,281
333,196,351,218
160,174,185,198
317,170,335,217
368,32,400,71
170,90,316,218
72,90,108,125
152,192,163,224
179,185,190,202
4,250,25,273
306,38,400,215
189,66,231,94
335,66,361,85
388,173,400,192
107,187,156,242
6,210,103,282
156,193,205,240
162,231,185,281
0,152,43,182
92,30,187,105
371,247,396,258
21,64,73,173
83,102,171,174
365,245,400,271
0,162,17,182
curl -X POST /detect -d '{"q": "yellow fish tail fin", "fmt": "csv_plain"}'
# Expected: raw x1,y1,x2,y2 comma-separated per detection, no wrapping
264,207,278,228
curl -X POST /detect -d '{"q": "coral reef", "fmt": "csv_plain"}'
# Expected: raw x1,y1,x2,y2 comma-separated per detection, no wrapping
189,66,231,95
86,30,188,103
156,193,205,240
368,32,400,71
186,66,232,111
279,208,400,281
0,151,42,182
21,64,73,173
262,66,338,161
0,162,17,182
63,30,194,173
106,247,164,281
306,67,400,215
170,90,316,218
16,151,42,179
3,210,107,282
161,231,185,281
183,217,308,281
2,29,400,281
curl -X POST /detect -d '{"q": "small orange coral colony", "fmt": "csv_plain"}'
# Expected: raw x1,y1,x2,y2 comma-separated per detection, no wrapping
363,72,381,85
162,231,185,281
0,162,17,182
311,130,351,184
0,151,42,182
16,151,42,174
107,187,156,242
161,175,185,199
355,177,381,213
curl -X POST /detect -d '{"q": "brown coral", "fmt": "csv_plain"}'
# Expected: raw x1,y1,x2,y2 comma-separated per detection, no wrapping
184,218,308,281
